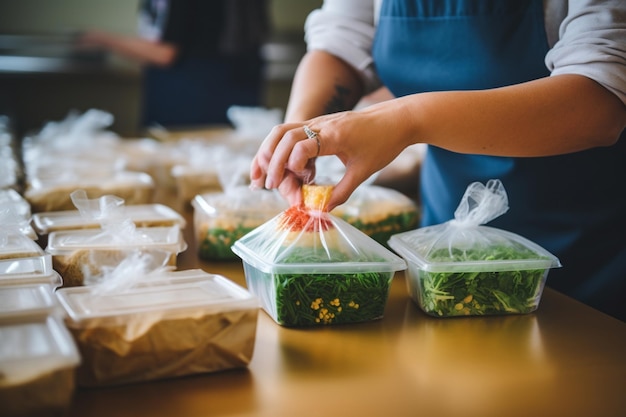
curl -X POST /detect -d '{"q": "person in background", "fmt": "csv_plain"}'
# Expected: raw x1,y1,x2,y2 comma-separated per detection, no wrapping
250,0,626,321
78,0,270,128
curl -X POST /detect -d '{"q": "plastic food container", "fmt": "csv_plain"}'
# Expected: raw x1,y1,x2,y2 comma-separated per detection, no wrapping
331,185,420,247
388,228,561,317
46,225,187,287
232,195,407,327
32,203,186,236
0,232,44,259
192,188,288,261
0,315,81,417
171,165,222,206
169,140,252,207
24,171,155,213
55,269,259,387
0,233,52,280
0,270,62,289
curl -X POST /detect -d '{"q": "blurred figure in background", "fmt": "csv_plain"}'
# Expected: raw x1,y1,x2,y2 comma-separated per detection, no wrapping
78,0,270,129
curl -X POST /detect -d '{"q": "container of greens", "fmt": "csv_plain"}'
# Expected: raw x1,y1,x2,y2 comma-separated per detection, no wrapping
388,180,561,317
232,184,407,327
192,186,288,261
331,184,419,248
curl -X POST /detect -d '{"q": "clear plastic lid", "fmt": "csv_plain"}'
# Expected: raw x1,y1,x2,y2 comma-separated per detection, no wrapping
0,254,53,278
32,203,186,234
0,270,62,288
0,283,59,321
0,233,45,259
46,225,187,255
0,315,80,386
56,269,258,326
387,180,561,273
26,170,153,192
388,226,561,273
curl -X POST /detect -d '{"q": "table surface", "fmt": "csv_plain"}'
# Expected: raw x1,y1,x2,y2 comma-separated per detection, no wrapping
64,201,626,417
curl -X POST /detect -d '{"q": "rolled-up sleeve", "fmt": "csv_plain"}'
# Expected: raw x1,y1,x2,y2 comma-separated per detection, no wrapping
545,0,626,105
304,0,381,93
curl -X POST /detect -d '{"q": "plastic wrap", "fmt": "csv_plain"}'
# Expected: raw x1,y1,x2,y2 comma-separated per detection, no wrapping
0,192,36,240
232,184,406,327
45,192,186,287
24,171,155,213
171,140,252,206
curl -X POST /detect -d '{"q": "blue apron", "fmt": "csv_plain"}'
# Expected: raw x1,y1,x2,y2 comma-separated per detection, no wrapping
373,0,626,320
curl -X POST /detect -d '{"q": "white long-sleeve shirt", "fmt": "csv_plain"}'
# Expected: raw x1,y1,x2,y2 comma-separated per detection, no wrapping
304,0,626,104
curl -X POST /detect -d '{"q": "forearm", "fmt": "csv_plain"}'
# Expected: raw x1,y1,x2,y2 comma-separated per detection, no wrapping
390,74,625,156
79,30,178,67
285,50,365,122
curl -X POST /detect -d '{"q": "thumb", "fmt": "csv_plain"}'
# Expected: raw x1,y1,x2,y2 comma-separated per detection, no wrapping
326,170,363,211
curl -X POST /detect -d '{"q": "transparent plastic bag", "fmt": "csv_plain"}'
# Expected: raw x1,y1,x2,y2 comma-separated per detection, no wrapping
388,179,561,317
46,191,185,286
232,184,406,327
0,195,36,240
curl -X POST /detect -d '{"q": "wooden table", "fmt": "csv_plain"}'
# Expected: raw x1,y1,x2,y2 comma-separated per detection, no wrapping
66,204,626,417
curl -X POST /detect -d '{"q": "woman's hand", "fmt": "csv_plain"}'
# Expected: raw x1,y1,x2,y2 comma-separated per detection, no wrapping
250,102,413,211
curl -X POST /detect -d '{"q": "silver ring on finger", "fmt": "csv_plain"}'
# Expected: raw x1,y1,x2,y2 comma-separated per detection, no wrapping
303,125,321,156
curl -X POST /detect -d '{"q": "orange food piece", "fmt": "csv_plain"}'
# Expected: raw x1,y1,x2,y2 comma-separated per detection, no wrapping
302,184,333,212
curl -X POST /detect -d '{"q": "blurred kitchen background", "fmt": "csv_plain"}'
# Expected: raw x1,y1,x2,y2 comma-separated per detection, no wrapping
0,0,322,138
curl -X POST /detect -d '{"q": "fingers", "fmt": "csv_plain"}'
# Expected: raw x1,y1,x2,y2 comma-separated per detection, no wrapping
267,126,321,189
277,172,306,206
250,123,297,189
251,122,322,191
326,165,366,211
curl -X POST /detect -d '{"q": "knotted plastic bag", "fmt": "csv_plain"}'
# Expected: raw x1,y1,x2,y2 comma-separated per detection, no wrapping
402,179,516,256
388,179,561,317
47,191,184,286
235,184,380,263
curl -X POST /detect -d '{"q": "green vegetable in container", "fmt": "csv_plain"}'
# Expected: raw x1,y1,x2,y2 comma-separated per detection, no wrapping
274,248,391,326
389,179,561,318
233,183,407,327
416,245,548,317
198,224,256,261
